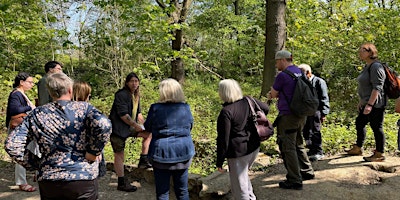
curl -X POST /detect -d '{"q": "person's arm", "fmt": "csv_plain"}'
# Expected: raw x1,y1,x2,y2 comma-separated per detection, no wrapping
114,91,143,131
85,106,112,160
8,92,32,116
216,110,231,171
318,78,330,122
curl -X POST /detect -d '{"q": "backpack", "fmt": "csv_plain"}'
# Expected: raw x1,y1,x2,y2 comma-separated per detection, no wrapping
369,62,400,99
282,69,319,117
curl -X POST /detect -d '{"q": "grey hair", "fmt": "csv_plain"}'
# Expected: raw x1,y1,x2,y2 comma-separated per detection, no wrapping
158,78,185,103
298,64,312,73
46,73,74,99
218,79,243,103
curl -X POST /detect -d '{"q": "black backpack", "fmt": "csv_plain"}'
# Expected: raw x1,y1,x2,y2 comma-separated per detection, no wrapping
369,61,400,99
282,69,319,117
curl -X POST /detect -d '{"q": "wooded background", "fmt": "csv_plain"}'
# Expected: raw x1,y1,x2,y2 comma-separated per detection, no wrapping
1,0,400,175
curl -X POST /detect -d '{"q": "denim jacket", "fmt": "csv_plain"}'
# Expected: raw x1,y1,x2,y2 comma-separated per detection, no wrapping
144,102,195,163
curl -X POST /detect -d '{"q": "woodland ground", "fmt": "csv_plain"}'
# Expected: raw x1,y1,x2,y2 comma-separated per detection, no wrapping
1,153,400,200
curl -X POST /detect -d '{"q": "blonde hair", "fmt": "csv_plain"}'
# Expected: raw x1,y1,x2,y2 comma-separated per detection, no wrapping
73,81,92,102
46,73,74,99
218,79,243,103
158,78,185,103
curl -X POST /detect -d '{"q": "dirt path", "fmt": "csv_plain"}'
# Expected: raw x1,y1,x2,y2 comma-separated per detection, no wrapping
1,154,399,200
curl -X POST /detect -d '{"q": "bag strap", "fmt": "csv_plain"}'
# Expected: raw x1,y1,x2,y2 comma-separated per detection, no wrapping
281,70,297,107
245,96,256,117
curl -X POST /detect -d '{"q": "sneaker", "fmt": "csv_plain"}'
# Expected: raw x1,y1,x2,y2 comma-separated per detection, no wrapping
345,144,363,155
138,157,152,169
363,151,385,162
309,153,324,162
301,173,315,181
278,181,303,190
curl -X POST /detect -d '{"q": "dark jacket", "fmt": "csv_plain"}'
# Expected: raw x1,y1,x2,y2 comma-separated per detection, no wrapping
311,76,330,116
109,87,141,138
144,102,195,163
216,97,269,168
6,90,32,128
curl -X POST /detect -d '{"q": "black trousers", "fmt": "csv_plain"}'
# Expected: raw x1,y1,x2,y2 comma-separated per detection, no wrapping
303,111,323,155
355,106,385,153
38,179,98,200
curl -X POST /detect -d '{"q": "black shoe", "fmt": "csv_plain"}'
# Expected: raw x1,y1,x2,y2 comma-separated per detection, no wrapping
279,181,303,190
117,184,137,192
138,157,152,169
301,173,315,181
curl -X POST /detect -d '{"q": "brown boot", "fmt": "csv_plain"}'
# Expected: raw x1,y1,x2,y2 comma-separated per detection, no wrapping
345,144,363,155
363,151,385,162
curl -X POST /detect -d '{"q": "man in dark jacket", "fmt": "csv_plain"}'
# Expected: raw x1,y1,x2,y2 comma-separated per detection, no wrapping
298,64,330,161
109,72,152,192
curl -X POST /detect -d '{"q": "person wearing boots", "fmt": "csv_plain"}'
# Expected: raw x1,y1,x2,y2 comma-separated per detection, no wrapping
268,50,315,190
109,72,152,192
346,43,386,162
298,64,330,162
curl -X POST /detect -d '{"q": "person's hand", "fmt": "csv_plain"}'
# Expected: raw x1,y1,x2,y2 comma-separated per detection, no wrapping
320,116,326,123
363,104,372,115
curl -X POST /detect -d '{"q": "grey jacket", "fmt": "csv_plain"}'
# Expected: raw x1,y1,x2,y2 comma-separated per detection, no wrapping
310,75,330,116
37,75,52,106
357,62,387,108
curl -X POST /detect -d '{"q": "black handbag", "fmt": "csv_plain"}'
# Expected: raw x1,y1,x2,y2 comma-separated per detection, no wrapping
245,96,274,141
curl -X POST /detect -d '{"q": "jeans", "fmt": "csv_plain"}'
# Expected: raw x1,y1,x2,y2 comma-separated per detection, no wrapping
153,168,189,200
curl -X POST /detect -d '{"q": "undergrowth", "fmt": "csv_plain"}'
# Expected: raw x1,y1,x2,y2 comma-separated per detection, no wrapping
0,74,400,176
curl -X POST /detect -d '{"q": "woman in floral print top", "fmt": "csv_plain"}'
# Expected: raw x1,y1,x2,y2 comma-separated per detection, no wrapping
5,73,111,200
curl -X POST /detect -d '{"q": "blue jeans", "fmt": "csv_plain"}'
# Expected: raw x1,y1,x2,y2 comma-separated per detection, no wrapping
153,168,189,200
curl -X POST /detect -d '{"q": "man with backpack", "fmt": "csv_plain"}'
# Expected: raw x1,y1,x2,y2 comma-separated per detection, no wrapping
268,50,315,190
298,64,330,162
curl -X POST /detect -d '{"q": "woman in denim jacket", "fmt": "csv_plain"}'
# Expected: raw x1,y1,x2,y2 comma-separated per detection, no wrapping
144,78,195,200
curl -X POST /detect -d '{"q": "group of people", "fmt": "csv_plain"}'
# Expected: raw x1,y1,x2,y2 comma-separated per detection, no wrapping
5,61,195,200
216,43,391,199
3,42,391,200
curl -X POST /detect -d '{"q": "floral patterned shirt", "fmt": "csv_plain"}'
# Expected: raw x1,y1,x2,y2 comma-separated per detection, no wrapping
5,100,112,181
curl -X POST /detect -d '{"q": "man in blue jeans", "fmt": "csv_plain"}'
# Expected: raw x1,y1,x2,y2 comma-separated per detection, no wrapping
298,64,330,161
268,50,315,190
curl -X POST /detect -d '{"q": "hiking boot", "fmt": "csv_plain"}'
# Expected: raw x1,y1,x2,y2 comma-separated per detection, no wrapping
279,180,303,190
138,155,152,169
301,173,315,181
309,153,325,162
117,176,137,192
363,151,385,162
345,144,363,155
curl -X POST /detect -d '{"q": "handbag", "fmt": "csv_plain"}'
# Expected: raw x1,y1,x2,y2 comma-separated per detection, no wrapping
10,113,27,130
245,96,274,141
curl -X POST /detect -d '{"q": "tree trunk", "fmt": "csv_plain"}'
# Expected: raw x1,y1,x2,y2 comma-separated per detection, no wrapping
261,0,287,96
157,0,192,82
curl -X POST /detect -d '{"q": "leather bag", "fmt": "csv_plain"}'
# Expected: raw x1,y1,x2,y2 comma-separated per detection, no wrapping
10,113,27,130
245,96,274,141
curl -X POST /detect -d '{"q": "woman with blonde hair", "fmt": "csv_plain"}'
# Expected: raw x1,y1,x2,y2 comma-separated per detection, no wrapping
144,78,195,200
216,79,269,199
73,81,92,101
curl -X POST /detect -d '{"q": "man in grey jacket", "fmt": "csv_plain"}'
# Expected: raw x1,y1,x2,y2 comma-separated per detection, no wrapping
37,61,63,106
298,64,330,161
